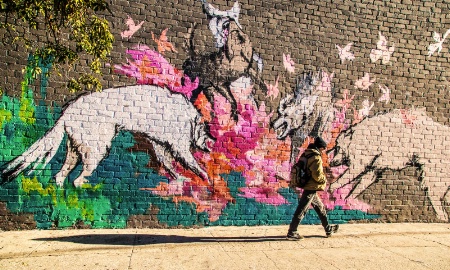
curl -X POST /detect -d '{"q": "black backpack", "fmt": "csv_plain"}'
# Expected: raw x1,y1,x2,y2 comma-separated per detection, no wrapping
289,152,318,189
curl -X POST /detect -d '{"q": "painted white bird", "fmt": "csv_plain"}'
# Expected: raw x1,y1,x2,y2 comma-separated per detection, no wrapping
121,15,144,39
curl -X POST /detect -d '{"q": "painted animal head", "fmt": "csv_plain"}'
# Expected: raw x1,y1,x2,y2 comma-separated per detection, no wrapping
271,72,323,140
200,0,242,48
330,128,353,168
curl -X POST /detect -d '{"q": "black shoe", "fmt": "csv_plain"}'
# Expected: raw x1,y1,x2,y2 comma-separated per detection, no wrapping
286,231,304,241
326,224,339,237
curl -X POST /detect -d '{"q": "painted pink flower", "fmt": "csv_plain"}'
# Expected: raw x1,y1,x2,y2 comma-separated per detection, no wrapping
265,75,280,100
360,99,374,117
428,30,450,57
378,84,391,104
200,77,292,206
151,28,178,54
354,73,376,90
353,99,373,124
114,45,198,98
129,65,378,218
120,15,144,39
334,89,355,110
283,53,295,73
370,32,395,64
336,43,355,63
316,71,334,92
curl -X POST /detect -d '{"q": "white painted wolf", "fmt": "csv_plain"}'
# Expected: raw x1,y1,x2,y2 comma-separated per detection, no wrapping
271,71,335,162
1,85,213,187
329,108,450,221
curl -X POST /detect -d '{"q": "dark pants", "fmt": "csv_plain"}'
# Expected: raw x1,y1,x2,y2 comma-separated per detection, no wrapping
288,190,329,232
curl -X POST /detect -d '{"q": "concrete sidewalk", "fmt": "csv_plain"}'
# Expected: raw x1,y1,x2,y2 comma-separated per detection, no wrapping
1,223,449,270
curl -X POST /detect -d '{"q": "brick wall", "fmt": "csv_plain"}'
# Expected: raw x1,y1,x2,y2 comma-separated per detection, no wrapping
0,0,449,230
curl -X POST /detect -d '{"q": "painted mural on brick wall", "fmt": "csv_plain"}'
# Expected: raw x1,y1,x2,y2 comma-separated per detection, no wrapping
0,1,449,229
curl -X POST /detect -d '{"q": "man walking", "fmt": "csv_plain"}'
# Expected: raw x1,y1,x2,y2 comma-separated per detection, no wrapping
287,136,339,240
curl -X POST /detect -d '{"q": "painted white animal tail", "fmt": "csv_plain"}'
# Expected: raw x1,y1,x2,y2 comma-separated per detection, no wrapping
1,122,65,182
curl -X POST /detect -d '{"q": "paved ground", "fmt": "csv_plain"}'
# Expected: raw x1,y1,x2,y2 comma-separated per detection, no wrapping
0,223,449,270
